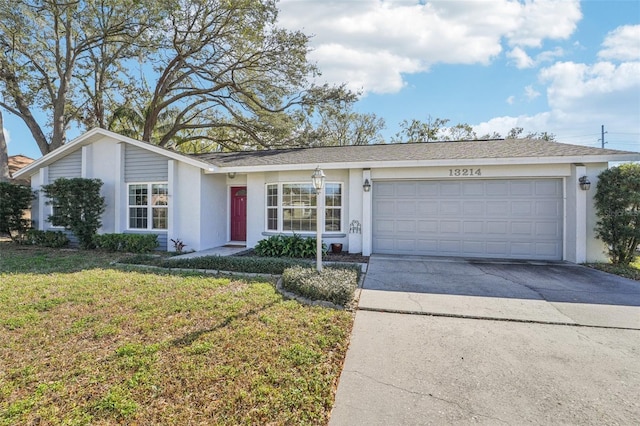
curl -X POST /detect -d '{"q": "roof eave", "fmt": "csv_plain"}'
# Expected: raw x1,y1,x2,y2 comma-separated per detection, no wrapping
205,153,640,173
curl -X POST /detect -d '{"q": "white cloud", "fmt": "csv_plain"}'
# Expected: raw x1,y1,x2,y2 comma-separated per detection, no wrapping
524,85,541,100
506,96,515,105
277,0,582,94
536,47,564,64
508,46,564,69
474,113,552,138
539,60,640,112
507,47,534,69
598,25,640,62
506,0,581,48
474,58,640,146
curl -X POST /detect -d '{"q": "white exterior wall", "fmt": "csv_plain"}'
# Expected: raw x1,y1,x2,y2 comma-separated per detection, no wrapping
171,162,202,250
585,163,609,262
243,169,352,250
200,173,227,250
246,172,266,248
20,129,615,261
87,138,119,233
348,169,364,254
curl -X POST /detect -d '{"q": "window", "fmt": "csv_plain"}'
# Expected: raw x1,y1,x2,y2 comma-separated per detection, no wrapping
128,183,168,230
266,182,342,233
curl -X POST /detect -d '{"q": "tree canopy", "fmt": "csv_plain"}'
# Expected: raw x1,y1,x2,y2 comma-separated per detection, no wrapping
392,116,557,143
0,0,357,154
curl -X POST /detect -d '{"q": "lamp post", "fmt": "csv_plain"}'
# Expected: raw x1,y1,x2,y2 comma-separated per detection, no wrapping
311,166,325,273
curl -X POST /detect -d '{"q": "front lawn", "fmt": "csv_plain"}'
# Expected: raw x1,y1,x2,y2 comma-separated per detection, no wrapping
0,244,353,425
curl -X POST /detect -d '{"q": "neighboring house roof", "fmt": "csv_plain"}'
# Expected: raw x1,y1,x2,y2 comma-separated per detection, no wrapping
195,139,640,171
13,128,640,178
8,155,34,184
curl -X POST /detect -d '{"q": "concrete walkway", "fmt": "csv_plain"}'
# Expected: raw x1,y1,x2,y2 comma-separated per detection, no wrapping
170,245,248,259
330,255,640,425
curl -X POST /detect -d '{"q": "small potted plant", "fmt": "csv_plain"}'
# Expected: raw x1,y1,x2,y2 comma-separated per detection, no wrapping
330,243,343,254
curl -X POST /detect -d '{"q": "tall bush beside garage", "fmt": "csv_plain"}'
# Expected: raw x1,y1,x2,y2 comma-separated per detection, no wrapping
42,178,106,249
594,163,640,264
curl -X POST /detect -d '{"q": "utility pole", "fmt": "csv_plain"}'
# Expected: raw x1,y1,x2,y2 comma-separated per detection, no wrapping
599,125,607,148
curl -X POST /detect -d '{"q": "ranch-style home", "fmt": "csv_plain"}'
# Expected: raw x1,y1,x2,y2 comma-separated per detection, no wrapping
14,128,640,263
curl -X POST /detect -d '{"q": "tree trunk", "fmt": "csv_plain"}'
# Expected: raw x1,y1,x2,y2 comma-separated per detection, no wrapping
0,111,11,182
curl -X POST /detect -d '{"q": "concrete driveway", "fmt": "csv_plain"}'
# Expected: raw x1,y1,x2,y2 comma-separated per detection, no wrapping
330,255,640,425
359,255,640,329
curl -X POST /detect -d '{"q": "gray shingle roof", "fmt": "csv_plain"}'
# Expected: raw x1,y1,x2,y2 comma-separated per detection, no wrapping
193,139,638,168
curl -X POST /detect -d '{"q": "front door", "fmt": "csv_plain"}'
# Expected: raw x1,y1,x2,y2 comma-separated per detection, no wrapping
230,186,247,241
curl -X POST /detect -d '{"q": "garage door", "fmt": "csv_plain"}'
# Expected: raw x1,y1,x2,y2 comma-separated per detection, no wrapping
372,179,563,260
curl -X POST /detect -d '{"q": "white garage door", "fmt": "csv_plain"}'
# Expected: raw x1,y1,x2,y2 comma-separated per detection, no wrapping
373,179,563,260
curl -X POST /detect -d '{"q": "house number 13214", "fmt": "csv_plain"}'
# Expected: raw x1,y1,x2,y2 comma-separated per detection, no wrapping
449,168,482,177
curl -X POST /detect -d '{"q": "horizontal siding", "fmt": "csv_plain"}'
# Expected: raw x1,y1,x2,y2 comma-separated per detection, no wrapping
49,150,82,182
125,145,168,182
124,230,168,251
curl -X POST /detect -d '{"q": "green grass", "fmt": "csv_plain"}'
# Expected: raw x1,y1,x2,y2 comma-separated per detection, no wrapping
586,258,640,281
0,243,353,425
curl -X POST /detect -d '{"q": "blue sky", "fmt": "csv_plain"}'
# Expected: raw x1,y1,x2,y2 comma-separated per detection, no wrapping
4,0,640,159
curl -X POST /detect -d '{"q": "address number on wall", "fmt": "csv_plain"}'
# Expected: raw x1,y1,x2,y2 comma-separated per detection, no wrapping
449,168,482,177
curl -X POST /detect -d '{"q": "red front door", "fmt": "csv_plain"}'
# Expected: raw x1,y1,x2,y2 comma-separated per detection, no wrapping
230,186,247,241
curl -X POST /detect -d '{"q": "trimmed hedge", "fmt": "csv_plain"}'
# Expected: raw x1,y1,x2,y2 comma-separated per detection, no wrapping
95,233,158,253
21,230,69,248
282,266,358,307
119,254,361,277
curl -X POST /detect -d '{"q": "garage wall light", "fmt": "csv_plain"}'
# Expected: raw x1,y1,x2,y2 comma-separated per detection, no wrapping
363,178,371,192
578,176,591,191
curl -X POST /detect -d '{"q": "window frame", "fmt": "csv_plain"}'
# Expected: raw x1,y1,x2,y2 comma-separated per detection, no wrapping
265,182,343,234
127,182,169,231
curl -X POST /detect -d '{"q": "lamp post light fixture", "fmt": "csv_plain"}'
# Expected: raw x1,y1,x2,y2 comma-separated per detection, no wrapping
311,167,326,273
578,176,591,191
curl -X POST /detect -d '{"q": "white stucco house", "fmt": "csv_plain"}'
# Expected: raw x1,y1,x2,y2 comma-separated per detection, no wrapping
14,128,640,263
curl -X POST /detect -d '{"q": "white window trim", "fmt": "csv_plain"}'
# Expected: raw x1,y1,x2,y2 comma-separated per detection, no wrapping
265,181,344,234
127,182,169,231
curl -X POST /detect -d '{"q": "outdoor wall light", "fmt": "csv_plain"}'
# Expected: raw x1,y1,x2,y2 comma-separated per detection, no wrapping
579,176,591,191
363,178,371,192
227,172,236,179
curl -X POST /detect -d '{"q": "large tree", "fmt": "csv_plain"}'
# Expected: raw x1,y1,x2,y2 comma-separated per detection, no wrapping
1,0,354,155
131,0,351,150
0,111,9,181
0,0,153,155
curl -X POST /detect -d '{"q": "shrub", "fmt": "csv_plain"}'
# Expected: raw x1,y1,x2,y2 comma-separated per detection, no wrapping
0,182,35,242
95,233,158,253
22,229,69,248
118,253,361,277
594,164,640,264
255,234,327,258
42,178,106,249
170,238,187,254
282,266,358,307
